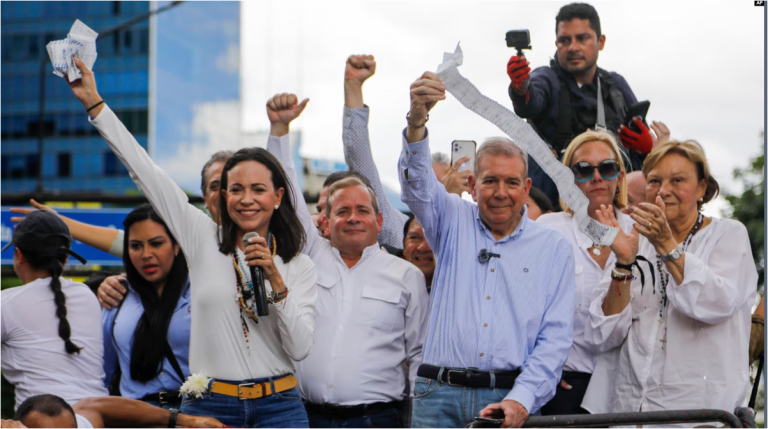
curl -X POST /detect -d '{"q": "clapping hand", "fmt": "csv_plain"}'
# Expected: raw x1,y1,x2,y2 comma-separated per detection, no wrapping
595,204,639,265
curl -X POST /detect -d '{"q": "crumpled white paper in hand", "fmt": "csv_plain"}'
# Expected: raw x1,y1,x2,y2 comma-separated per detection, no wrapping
45,19,99,81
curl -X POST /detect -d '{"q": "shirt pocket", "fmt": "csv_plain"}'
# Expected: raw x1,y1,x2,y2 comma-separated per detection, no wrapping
574,265,592,311
361,285,404,333
315,270,340,320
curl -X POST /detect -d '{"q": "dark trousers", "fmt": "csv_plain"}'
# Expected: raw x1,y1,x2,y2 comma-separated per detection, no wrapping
540,371,591,416
306,405,402,428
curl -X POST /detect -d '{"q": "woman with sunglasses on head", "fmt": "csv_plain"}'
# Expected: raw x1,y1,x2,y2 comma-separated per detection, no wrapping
535,130,633,415
101,204,190,410
64,58,317,428
582,140,756,424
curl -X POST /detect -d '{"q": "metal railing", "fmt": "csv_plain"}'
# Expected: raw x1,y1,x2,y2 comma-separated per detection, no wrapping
471,408,756,428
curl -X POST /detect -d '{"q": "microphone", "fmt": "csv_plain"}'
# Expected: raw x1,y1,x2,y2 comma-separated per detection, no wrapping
243,232,269,317
478,249,501,264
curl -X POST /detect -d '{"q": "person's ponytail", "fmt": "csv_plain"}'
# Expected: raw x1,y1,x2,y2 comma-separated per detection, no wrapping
47,251,82,355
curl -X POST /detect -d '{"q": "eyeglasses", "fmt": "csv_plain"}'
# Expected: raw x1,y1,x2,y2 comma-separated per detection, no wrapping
571,159,621,182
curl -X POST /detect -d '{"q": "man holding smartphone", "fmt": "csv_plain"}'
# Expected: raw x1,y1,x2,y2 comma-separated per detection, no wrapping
507,3,651,207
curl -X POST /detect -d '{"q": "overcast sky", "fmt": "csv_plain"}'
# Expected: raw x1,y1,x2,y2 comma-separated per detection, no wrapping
236,1,765,215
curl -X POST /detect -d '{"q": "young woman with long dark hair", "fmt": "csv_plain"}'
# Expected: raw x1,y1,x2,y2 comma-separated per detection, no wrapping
102,204,190,410
66,57,317,428
1,210,107,410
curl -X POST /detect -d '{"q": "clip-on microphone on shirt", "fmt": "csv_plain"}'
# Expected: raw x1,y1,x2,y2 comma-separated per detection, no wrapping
478,249,501,264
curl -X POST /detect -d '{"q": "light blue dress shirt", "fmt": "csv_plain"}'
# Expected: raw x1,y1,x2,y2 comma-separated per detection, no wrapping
102,279,191,399
398,131,575,414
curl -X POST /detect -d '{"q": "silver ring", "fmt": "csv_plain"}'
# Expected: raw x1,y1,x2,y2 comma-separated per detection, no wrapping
260,252,265,259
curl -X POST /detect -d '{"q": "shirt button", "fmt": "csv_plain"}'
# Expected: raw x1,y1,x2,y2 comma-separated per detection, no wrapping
494,243,498,247
484,323,488,327
412,150,418,155
703,376,707,380
329,384,334,389
490,268,495,273
487,296,491,300
480,353,484,357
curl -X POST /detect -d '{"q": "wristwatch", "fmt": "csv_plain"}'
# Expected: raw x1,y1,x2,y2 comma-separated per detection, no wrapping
661,248,683,262
168,408,179,428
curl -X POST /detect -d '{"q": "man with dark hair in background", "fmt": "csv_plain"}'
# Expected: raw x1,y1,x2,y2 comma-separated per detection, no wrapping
507,2,652,207
4,394,222,428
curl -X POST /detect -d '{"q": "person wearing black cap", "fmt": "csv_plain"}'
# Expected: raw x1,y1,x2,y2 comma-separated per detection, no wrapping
1,210,108,410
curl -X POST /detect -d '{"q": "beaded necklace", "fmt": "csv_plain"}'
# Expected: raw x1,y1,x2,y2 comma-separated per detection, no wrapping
232,232,276,354
655,212,703,349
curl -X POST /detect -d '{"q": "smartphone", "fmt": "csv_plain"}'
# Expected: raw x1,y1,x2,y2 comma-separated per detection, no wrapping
451,140,477,173
625,101,650,133
471,417,505,428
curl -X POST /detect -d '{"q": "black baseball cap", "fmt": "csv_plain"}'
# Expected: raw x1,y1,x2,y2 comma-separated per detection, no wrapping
1,210,87,265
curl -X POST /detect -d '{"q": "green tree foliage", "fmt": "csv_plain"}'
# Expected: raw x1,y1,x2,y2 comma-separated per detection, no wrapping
724,131,765,288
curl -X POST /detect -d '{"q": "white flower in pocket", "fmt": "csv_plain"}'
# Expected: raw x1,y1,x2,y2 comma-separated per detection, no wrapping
179,372,211,399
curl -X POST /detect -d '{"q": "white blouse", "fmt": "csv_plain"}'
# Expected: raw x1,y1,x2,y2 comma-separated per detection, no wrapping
90,106,318,381
582,217,757,421
537,210,634,374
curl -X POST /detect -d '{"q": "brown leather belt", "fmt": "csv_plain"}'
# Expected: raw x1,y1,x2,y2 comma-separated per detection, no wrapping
210,375,298,400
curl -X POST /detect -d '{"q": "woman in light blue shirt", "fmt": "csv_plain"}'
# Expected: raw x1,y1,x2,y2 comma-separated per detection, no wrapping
102,204,190,410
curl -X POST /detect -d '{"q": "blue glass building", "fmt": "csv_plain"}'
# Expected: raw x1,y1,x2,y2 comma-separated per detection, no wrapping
1,1,240,196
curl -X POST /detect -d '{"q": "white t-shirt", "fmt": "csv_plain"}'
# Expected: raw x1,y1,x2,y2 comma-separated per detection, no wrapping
1,277,108,409
76,414,94,428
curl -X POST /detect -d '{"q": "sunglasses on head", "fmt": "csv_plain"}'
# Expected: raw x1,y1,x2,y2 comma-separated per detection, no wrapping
571,159,621,182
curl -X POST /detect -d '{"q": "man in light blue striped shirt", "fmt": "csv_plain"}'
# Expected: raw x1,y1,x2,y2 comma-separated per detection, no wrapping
400,71,575,428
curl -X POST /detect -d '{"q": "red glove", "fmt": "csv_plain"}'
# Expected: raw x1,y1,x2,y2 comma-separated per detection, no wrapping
619,117,654,155
507,55,530,94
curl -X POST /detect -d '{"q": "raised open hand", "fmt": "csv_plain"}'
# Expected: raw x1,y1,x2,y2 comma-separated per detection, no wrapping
441,156,471,195
10,199,56,225
650,121,671,148
596,204,639,264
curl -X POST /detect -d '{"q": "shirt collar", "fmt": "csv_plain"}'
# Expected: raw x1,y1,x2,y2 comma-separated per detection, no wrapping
474,204,528,244
330,241,381,268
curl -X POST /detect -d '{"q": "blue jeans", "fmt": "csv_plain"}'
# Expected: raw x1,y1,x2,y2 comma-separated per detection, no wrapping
180,376,309,428
411,376,538,428
307,407,401,428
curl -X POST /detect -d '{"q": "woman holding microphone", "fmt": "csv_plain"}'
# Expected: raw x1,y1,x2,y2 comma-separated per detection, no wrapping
65,57,317,428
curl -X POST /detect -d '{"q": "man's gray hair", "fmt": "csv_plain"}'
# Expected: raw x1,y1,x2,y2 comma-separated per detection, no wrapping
474,137,528,177
431,152,450,165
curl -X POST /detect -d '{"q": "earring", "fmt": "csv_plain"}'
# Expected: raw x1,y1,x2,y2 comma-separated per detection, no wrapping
275,205,280,210
698,198,703,202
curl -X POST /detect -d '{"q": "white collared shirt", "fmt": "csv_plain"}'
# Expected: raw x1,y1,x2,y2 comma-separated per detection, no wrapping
90,106,318,381
583,217,756,421
267,134,430,406
537,210,634,374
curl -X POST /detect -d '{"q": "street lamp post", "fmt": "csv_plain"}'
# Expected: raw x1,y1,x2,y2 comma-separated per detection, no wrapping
34,1,184,195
